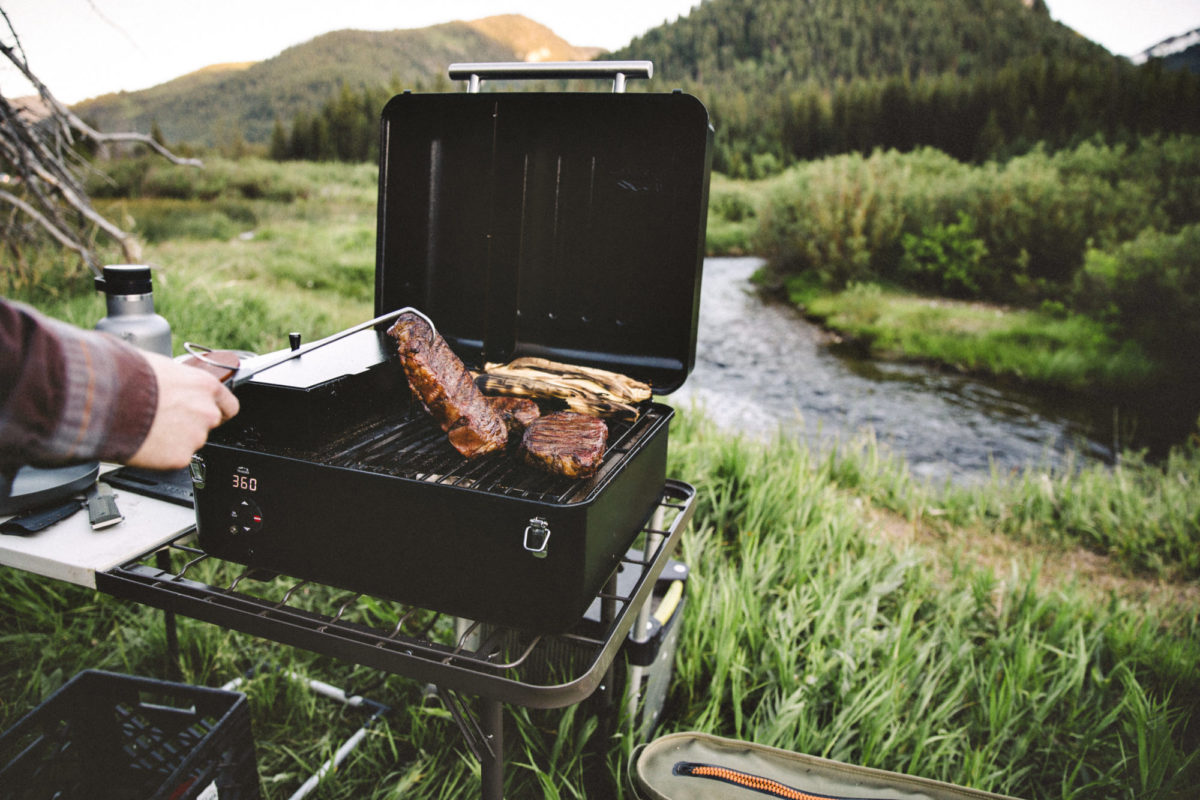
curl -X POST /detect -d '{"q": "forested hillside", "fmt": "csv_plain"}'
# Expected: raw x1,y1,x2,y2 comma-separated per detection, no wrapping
72,16,593,147
691,54,1200,175
608,0,1200,174
615,0,1103,86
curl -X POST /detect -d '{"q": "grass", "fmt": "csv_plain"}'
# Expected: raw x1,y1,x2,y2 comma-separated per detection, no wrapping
13,158,380,356
791,280,1161,396
705,171,787,257
3,156,1199,798
945,445,1200,581
666,414,1200,798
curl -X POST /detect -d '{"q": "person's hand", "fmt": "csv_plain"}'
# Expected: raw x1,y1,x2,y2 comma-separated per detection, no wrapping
127,352,240,469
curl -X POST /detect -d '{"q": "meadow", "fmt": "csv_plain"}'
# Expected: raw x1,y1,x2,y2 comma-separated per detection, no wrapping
2,157,1198,798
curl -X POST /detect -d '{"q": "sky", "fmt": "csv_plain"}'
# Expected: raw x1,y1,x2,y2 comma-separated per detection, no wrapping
2,0,1199,105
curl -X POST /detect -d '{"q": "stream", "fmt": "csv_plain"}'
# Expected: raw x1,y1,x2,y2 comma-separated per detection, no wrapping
670,257,1136,484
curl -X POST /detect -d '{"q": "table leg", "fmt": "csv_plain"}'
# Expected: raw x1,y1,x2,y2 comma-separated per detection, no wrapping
439,687,506,799
600,570,619,711
479,697,504,800
155,548,180,679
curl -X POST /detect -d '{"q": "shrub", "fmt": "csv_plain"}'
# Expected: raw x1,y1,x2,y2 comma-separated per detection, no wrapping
226,160,309,202
898,211,990,297
711,187,757,223
1121,134,1200,230
756,149,909,288
84,158,151,198
123,200,254,243
140,164,201,200
706,221,754,256
1077,223,1200,361
750,151,782,180
79,155,311,203
757,136,1200,308
707,181,760,255
965,151,1086,290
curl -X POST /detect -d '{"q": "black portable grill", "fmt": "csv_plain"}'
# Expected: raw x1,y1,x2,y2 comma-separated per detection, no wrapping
189,61,712,633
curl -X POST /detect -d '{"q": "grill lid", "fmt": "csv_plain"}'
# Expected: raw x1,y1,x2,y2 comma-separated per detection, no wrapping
374,83,713,393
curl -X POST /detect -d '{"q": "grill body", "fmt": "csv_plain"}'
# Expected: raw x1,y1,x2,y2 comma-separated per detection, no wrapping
193,79,712,633
194,333,673,632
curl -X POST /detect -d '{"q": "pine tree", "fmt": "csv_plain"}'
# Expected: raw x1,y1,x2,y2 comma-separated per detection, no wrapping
269,118,289,161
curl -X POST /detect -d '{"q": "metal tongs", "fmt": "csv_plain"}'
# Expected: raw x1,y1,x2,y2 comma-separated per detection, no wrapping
182,307,434,388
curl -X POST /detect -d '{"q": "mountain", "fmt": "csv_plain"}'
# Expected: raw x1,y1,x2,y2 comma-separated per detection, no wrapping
1162,43,1200,74
610,0,1111,88
69,1,1198,165
466,14,603,62
1133,27,1200,74
72,15,601,146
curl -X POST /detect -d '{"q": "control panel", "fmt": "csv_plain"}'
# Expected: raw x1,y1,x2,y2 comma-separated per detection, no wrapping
225,468,262,535
229,497,263,535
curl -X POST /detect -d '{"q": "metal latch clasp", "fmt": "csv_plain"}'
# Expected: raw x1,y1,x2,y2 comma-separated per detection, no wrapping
189,454,207,489
523,517,551,558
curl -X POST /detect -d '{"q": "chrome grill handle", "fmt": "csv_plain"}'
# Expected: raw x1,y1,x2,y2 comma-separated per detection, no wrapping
448,61,653,93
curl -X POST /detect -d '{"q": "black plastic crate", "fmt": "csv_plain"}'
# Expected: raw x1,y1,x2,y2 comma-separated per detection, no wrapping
0,670,260,800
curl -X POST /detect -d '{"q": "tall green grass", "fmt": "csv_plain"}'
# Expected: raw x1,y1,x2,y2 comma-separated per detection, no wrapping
941,445,1200,581
665,413,1200,799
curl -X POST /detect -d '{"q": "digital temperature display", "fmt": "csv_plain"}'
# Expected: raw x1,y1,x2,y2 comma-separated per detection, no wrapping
232,474,258,492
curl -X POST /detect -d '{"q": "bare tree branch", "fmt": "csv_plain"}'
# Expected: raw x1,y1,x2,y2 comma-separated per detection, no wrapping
1,35,202,169
0,188,97,262
1,4,197,274
0,97,145,262
70,121,204,168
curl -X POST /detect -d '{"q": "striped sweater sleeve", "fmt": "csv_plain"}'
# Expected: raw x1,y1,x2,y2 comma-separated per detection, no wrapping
0,299,157,474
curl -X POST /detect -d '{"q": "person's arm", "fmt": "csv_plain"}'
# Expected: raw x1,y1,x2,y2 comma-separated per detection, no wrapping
1,299,237,473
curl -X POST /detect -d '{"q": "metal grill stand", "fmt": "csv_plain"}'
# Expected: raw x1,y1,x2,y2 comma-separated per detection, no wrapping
97,480,695,799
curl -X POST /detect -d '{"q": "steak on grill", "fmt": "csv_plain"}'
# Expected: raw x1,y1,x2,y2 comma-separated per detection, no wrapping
487,396,541,436
521,411,609,478
387,312,507,458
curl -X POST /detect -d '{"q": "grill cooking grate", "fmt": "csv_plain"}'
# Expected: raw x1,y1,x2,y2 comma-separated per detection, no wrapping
296,404,666,505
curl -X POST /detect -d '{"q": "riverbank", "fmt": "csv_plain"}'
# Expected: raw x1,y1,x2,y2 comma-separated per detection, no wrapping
786,280,1156,394
703,138,1200,456
756,271,1199,458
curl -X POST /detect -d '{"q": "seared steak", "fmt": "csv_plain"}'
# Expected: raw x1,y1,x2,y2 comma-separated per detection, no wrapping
387,312,507,458
487,396,541,436
521,411,608,479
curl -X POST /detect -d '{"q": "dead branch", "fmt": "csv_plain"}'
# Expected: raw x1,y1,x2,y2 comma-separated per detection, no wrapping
0,5,197,273
71,121,203,169
0,188,95,262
